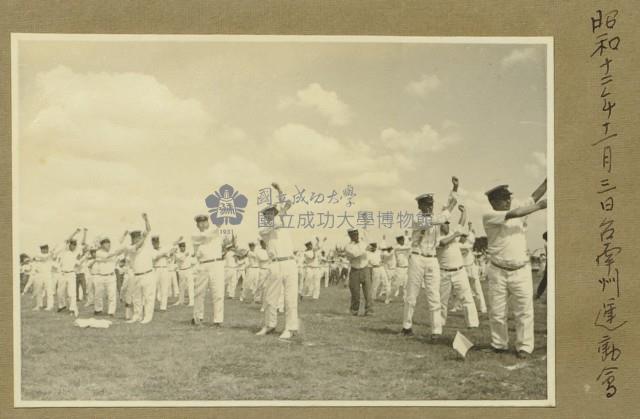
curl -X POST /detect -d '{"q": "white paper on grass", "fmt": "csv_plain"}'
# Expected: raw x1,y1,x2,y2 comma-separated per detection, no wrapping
452,331,474,358
74,318,113,329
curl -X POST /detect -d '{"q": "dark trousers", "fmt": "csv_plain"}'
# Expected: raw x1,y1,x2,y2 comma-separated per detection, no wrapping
536,264,548,298
349,267,373,315
76,273,86,301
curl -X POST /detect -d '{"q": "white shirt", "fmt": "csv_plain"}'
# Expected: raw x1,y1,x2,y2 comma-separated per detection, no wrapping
59,249,81,272
344,241,369,269
259,223,294,259
224,251,237,268
459,232,476,266
255,248,271,268
411,209,451,255
381,249,396,269
304,249,318,267
95,249,116,275
125,243,154,274
482,197,533,267
192,226,223,261
175,250,194,270
152,247,169,268
437,228,464,269
368,249,382,267
394,244,411,267
247,250,259,268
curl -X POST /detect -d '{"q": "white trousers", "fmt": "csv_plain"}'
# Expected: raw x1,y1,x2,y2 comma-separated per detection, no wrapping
440,268,479,328
139,272,157,322
85,274,95,305
58,272,78,313
170,270,179,297
466,264,487,313
224,268,239,298
176,269,195,305
242,267,259,301
94,275,117,315
123,274,142,320
487,263,534,353
194,261,225,323
30,273,46,309
303,267,321,299
45,272,58,309
394,266,408,296
371,266,390,300
155,267,171,310
402,256,442,334
263,260,298,331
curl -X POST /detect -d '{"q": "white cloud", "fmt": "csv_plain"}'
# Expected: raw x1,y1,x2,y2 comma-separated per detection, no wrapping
25,65,214,160
278,83,352,126
380,123,459,153
501,48,538,69
525,151,547,178
405,74,441,97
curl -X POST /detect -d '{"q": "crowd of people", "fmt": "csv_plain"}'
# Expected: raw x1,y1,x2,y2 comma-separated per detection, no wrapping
19,177,547,356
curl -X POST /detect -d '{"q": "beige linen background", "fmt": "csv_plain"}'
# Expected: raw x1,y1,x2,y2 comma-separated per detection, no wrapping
1,1,638,418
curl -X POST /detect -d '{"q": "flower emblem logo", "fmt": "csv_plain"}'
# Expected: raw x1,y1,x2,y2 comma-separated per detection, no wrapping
205,184,248,226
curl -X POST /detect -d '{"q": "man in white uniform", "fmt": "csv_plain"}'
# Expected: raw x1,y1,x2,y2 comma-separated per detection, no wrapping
256,182,299,339
93,236,127,317
302,240,320,299
459,228,487,314
151,236,173,311
436,209,479,329
57,229,84,317
369,243,390,304
191,214,225,326
173,240,196,307
30,244,54,311
393,236,411,298
344,228,373,316
255,239,272,313
401,176,459,339
482,179,547,358
123,214,155,324
224,244,239,299
243,242,260,303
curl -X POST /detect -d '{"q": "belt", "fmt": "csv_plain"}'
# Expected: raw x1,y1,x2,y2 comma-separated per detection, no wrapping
61,270,75,274
259,267,271,270
350,266,369,271
134,269,153,276
442,266,464,272
154,265,168,269
491,261,528,271
178,267,192,271
397,265,408,269
411,251,436,258
273,256,294,262
370,265,382,268
96,273,114,276
200,257,224,264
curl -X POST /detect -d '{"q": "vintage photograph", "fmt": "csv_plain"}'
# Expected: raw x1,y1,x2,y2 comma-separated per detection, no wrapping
12,35,553,406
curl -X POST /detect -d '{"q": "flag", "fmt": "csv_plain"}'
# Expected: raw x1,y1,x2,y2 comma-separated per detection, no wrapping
452,331,474,358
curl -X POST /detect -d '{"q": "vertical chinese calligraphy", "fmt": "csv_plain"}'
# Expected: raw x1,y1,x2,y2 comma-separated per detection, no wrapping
590,8,625,399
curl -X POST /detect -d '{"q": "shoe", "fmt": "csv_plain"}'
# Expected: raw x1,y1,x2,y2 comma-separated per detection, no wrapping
516,350,531,359
430,334,442,342
44,308,53,312
364,311,374,316
212,322,223,328
482,346,509,354
109,314,115,318
260,307,265,312
125,318,139,324
279,330,296,340
277,308,284,313
384,299,390,305
400,328,414,337
239,298,244,302
57,306,67,313
140,319,152,324
94,310,102,315
350,311,359,316
172,302,181,307
256,327,275,336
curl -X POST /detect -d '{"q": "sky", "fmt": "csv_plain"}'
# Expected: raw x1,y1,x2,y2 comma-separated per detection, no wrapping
15,37,550,254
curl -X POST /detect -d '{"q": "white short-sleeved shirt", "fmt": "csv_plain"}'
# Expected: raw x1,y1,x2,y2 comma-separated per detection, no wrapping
174,250,193,270
152,247,169,268
125,243,154,274
224,251,237,268
394,244,411,267
368,249,382,267
259,223,294,259
255,248,271,268
95,249,116,275
192,227,223,261
411,209,451,255
437,228,464,269
459,232,476,266
246,251,259,268
304,249,318,267
381,250,396,268
59,249,81,272
344,241,369,269
482,197,534,267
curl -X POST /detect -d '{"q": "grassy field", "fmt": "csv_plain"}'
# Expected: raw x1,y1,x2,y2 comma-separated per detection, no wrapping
20,272,548,401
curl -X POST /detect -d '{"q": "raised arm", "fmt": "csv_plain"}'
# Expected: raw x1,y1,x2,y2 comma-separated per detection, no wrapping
81,228,88,247
439,230,462,247
271,182,293,216
119,230,129,244
457,205,467,227
531,178,547,203
143,213,151,233
443,176,459,213
505,198,547,220
67,228,81,243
